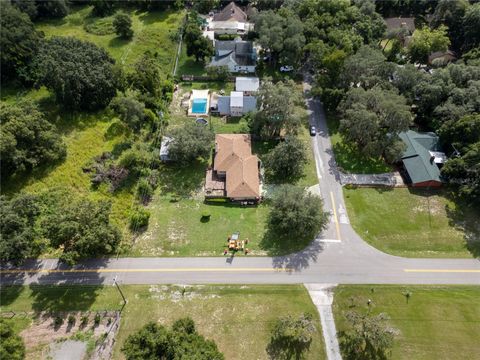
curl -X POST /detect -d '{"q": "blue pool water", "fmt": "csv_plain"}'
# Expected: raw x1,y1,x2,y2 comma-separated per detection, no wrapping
192,98,207,114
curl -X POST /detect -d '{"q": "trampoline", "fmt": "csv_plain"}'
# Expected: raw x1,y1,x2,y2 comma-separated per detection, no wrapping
191,98,208,114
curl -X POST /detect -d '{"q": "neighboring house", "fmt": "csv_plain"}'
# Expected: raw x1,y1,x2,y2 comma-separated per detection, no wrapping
209,38,257,73
428,50,457,66
160,136,173,162
214,91,257,116
398,130,447,187
213,1,247,22
208,2,252,35
384,17,415,34
205,134,260,202
235,76,259,94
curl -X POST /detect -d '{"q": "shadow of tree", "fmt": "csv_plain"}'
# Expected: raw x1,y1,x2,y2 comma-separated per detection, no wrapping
266,333,313,360
0,260,43,306
260,228,324,271
445,201,480,258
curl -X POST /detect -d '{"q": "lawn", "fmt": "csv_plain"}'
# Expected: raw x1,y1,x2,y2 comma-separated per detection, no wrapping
176,44,207,76
333,285,480,360
36,5,184,69
327,114,392,174
344,187,479,258
1,285,326,360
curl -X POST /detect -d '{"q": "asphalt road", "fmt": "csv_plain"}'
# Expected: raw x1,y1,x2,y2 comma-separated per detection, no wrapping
1,79,479,287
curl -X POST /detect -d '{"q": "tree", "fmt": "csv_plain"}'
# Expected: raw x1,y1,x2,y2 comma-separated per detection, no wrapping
267,312,316,360
254,9,305,66
264,136,307,182
36,0,68,19
338,86,411,160
341,46,394,90
194,0,219,14
0,3,41,80
462,3,480,51
42,198,121,264
431,0,469,51
129,52,161,97
268,185,329,243
91,0,115,17
0,194,40,265
11,0,38,19
340,310,396,360
110,95,146,131
184,14,214,63
113,12,134,39
0,101,66,179
33,37,117,110
206,65,229,81
251,79,301,138
439,114,480,206
407,26,450,64
122,318,224,360
167,123,214,164
0,319,25,360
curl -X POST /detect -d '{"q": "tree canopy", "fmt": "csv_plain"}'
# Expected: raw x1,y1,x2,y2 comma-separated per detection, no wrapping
267,312,316,360
267,185,329,244
340,310,396,360
167,123,214,164
0,101,66,179
42,197,121,264
0,3,41,80
113,12,134,39
184,13,214,63
338,86,411,161
122,318,224,360
251,79,301,138
254,8,305,66
407,26,450,64
0,194,40,265
110,94,146,132
0,319,25,360
264,136,307,183
32,36,118,110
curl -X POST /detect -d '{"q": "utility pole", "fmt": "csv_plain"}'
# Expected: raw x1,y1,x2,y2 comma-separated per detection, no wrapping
113,276,127,312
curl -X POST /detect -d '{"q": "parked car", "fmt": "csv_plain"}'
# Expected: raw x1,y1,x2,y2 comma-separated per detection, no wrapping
280,65,294,72
309,125,316,136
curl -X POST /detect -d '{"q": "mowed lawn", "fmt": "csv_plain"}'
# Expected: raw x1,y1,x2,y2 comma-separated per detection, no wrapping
327,115,392,174
333,285,480,360
344,187,477,258
1,285,326,360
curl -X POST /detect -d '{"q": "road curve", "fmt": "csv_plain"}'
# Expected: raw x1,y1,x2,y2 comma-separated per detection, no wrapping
1,79,479,287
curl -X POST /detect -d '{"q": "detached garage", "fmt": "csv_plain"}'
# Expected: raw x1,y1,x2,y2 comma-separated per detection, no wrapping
399,130,447,187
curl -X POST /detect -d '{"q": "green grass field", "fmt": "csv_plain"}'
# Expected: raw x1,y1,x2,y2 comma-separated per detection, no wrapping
0,285,326,360
327,114,392,174
36,5,184,68
344,187,478,258
333,285,480,360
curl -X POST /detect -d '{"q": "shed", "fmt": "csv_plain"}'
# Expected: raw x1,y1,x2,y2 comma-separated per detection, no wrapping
235,77,260,93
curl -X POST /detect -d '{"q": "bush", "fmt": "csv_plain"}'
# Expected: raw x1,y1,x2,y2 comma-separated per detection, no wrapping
136,178,154,203
81,314,89,327
113,12,133,39
94,313,101,326
68,314,76,326
54,316,64,327
129,208,151,231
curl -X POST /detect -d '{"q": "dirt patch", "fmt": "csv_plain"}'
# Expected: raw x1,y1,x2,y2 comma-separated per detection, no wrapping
50,340,86,360
167,220,188,244
19,311,120,360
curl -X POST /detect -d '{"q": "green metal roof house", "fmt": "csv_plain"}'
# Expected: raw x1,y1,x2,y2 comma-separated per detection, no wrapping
399,130,447,187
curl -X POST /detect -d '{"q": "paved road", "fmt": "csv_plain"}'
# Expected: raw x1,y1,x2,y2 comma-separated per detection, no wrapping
1,80,479,287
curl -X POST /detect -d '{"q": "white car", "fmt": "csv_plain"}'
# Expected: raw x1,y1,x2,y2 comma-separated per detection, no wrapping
280,65,294,72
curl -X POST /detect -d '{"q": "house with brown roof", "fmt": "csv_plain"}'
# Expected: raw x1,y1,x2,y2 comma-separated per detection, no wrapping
208,2,253,35
205,134,260,202
213,2,247,22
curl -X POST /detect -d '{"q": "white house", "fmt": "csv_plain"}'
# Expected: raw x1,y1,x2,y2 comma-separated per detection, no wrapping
215,91,257,116
235,77,259,94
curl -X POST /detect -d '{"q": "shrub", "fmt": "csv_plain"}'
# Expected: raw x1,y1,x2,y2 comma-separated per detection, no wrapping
80,314,89,327
136,178,154,203
94,313,101,326
129,208,151,231
68,314,76,326
54,316,64,327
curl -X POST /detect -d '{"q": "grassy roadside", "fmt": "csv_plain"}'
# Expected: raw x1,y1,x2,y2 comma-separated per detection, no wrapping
343,187,477,258
333,285,480,360
1,285,326,360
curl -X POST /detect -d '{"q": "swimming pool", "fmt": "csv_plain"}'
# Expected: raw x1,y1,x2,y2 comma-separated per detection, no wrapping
192,98,208,114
